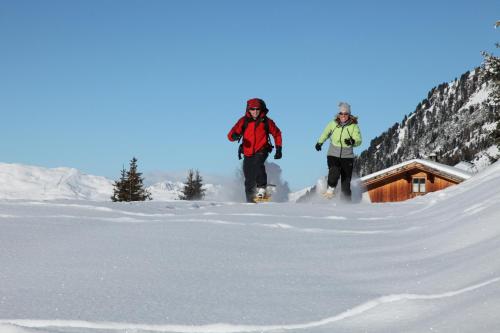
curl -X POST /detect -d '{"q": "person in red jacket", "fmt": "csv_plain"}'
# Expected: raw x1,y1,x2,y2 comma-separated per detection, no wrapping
228,98,282,202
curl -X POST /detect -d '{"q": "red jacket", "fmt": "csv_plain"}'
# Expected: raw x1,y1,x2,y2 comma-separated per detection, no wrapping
228,111,282,157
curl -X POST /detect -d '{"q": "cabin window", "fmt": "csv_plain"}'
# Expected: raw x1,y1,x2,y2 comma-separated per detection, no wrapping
412,178,426,193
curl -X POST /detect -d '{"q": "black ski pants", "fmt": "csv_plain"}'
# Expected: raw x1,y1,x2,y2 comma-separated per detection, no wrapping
327,156,354,200
243,152,268,202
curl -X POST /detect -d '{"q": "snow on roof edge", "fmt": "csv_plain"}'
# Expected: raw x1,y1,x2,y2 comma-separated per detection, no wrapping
360,159,473,182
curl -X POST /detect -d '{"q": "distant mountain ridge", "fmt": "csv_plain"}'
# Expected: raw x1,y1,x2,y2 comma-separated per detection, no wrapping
0,163,114,200
0,163,220,201
357,68,499,176
148,180,222,201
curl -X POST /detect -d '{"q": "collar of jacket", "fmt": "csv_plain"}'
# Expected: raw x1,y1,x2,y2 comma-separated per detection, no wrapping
335,115,358,125
245,114,265,122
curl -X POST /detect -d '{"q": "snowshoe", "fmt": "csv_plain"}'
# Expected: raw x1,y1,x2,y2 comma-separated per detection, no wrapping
322,186,336,199
252,184,276,203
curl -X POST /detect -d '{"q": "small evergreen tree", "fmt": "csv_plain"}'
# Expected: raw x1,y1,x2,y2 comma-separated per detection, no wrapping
126,157,152,201
111,157,152,202
193,170,205,200
111,166,128,202
180,169,206,200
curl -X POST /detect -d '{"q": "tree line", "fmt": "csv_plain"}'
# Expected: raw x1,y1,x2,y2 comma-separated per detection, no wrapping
111,157,205,202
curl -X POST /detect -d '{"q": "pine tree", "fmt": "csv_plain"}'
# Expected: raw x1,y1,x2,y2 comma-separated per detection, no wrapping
126,157,152,201
111,166,128,202
179,169,195,200
193,170,206,200
111,157,152,202
180,169,206,200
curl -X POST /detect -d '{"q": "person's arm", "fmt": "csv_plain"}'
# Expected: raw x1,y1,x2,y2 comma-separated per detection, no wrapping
268,119,282,147
227,117,245,141
352,124,362,147
317,121,334,144
268,119,282,159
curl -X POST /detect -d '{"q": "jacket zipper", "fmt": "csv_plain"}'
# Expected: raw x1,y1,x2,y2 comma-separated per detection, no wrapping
253,119,257,155
339,125,345,158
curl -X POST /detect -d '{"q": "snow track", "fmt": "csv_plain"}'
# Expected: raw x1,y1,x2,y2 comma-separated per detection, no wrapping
2,276,500,333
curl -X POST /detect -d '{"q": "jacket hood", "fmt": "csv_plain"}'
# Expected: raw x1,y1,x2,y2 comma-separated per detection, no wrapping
245,98,269,118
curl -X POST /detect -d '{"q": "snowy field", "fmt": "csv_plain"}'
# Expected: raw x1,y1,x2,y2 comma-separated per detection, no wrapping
1,162,500,333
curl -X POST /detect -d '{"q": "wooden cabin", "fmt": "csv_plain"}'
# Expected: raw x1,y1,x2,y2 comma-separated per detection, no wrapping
360,159,472,203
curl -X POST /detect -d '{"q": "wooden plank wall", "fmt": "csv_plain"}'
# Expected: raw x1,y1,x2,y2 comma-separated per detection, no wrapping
367,170,459,203
428,175,456,193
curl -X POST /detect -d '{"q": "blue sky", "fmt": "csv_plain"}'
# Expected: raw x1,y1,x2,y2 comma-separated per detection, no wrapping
0,0,498,190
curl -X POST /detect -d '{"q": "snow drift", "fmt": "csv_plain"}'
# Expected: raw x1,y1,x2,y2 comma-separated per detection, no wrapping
0,162,499,332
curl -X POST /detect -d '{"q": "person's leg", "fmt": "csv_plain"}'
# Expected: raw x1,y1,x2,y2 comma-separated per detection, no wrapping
243,156,257,202
339,158,354,200
327,156,341,188
255,152,269,188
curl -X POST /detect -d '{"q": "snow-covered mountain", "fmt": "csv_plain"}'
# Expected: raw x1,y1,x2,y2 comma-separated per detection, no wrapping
357,68,499,176
0,163,226,201
148,180,222,201
1,161,499,333
0,163,114,201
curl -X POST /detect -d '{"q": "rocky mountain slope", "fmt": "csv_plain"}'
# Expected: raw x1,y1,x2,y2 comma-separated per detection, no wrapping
357,68,499,176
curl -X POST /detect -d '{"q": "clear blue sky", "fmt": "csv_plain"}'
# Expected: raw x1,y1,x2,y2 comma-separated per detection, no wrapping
1,0,498,190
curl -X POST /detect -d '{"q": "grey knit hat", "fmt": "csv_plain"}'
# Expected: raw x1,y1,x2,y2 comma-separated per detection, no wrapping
338,102,351,114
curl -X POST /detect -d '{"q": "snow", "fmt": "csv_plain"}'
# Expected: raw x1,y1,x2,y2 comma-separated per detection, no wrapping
147,180,186,200
471,145,500,171
454,161,477,173
1,161,500,332
422,106,434,125
392,125,406,155
0,163,225,202
360,158,473,182
288,186,313,202
482,122,498,132
460,83,492,111
0,163,113,201
147,181,222,201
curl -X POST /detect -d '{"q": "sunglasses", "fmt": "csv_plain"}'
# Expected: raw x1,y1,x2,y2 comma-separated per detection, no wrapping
249,107,261,111
338,112,349,116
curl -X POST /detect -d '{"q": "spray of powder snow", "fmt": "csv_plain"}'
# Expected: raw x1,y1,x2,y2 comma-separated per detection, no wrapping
205,162,291,203
294,174,368,204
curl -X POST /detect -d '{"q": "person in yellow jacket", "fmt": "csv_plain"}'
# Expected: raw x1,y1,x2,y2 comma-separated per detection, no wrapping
315,102,362,200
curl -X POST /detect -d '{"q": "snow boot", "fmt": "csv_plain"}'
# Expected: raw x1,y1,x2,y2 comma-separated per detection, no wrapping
256,187,266,199
323,186,335,199
253,186,274,203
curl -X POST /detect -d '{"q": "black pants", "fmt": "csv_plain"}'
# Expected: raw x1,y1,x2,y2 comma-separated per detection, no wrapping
327,156,354,199
243,152,268,202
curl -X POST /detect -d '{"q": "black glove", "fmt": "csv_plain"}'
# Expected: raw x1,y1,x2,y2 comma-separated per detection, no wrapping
344,138,355,146
315,143,322,151
274,146,282,159
231,133,241,141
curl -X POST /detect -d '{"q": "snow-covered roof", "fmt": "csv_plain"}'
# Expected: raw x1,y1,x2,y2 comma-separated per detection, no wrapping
454,161,476,173
360,159,473,182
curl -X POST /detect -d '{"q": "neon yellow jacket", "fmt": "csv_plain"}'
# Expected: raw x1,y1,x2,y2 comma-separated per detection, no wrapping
317,116,362,158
